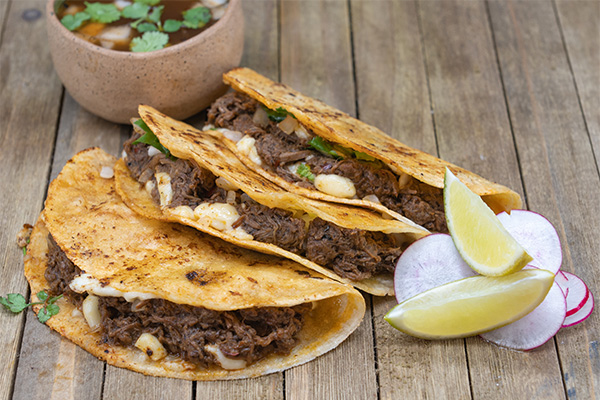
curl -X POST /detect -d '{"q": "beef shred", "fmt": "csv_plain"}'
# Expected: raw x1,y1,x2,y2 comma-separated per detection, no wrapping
44,234,310,368
207,92,448,233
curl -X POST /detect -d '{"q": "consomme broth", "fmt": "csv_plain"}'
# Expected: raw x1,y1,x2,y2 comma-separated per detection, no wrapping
56,0,223,52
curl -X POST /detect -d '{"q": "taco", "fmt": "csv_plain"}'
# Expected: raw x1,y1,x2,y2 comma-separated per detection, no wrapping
114,106,429,296
25,148,365,380
203,67,521,232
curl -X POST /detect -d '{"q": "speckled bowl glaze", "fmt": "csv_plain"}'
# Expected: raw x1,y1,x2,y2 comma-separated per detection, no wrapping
46,0,244,124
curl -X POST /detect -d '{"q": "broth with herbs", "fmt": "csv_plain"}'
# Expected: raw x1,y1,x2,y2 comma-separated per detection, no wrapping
56,0,228,52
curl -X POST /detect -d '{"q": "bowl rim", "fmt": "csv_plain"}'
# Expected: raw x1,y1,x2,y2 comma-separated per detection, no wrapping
46,0,240,58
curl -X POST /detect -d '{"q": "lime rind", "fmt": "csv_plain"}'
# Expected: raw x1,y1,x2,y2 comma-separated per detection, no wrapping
384,269,554,339
443,168,532,276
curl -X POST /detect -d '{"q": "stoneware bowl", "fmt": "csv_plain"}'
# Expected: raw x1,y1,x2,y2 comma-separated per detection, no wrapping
46,0,244,124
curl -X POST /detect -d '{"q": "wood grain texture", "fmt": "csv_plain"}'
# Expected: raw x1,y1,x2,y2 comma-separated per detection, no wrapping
103,366,191,400
0,1,62,399
279,2,376,399
0,0,10,45
555,0,600,172
351,1,471,398
489,0,600,397
240,0,279,81
420,1,566,399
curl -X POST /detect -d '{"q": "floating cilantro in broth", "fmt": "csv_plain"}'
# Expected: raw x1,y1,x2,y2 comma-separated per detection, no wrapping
58,0,222,52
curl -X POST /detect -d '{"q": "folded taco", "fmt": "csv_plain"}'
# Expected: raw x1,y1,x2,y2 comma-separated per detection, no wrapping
25,148,365,380
114,107,429,296
203,67,521,232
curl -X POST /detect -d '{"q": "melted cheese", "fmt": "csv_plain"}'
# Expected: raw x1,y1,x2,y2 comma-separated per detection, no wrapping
135,333,167,361
70,273,158,302
194,203,240,231
236,135,262,165
314,174,356,198
82,295,101,329
155,172,173,206
205,344,247,370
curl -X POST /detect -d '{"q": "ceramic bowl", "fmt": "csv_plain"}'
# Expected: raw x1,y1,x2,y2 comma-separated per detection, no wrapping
46,0,244,124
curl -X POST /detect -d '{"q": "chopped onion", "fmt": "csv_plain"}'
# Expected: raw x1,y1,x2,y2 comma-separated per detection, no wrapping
253,107,270,128
147,146,161,157
211,4,227,20
362,194,381,204
220,128,244,143
100,166,114,179
294,124,311,140
278,115,298,134
398,173,412,188
202,0,228,7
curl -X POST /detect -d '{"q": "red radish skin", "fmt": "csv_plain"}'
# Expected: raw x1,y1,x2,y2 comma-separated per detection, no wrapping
554,271,591,316
497,210,562,274
394,234,476,304
479,281,566,351
563,291,594,327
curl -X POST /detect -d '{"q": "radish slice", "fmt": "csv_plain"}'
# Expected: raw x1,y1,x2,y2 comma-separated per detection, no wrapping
394,234,477,304
554,271,590,316
563,291,594,327
480,281,566,350
497,210,562,274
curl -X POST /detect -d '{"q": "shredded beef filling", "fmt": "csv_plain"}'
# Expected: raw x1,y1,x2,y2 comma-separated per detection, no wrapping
123,128,403,280
207,92,447,232
43,234,309,367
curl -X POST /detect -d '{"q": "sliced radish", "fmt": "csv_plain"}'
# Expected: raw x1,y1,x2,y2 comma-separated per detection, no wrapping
563,291,594,327
394,234,476,304
554,271,590,316
480,281,566,350
497,210,562,274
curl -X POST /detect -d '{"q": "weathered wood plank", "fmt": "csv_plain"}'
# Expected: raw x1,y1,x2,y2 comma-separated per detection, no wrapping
420,1,566,399
280,1,377,399
0,1,62,399
555,0,600,172
351,0,471,397
489,0,600,397
12,93,128,400
103,365,191,400
0,0,10,44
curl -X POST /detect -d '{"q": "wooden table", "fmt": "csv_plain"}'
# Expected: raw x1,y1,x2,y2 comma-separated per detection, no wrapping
1,0,598,398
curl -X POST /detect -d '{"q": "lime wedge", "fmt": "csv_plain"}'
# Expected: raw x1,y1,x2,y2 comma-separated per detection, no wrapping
444,168,532,276
384,269,554,339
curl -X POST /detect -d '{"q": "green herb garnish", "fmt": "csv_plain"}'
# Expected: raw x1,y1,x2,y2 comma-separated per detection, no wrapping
132,119,175,159
308,136,344,159
354,151,376,161
134,0,161,6
84,2,121,23
0,291,63,324
163,19,183,33
130,31,169,52
182,6,211,29
60,12,91,31
121,2,150,19
262,105,295,122
148,5,164,24
296,164,315,182
137,22,159,33
22,237,30,256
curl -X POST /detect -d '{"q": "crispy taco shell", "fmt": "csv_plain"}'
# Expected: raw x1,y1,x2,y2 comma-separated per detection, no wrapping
25,148,365,380
115,106,429,295
221,67,521,216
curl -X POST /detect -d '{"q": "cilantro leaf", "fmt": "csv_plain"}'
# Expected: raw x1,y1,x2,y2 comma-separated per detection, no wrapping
130,31,169,52
182,6,211,29
47,294,63,305
354,151,376,162
262,105,295,122
163,19,182,33
60,12,91,31
46,303,60,315
148,5,164,23
1,293,30,313
36,290,48,302
22,246,27,256
84,2,121,23
134,0,160,5
137,22,158,33
296,164,315,182
133,119,175,159
37,307,52,323
122,3,150,19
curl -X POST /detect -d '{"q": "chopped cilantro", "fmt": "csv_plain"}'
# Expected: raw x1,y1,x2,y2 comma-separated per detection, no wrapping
134,0,160,5
60,12,91,31
130,31,169,52
182,6,211,29
163,19,182,33
262,105,295,122
137,22,158,33
84,2,121,23
296,164,315,182
132,119,175,159
354,151,376,161
308,136,343,159
121,3,150,19
0,291,63,324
